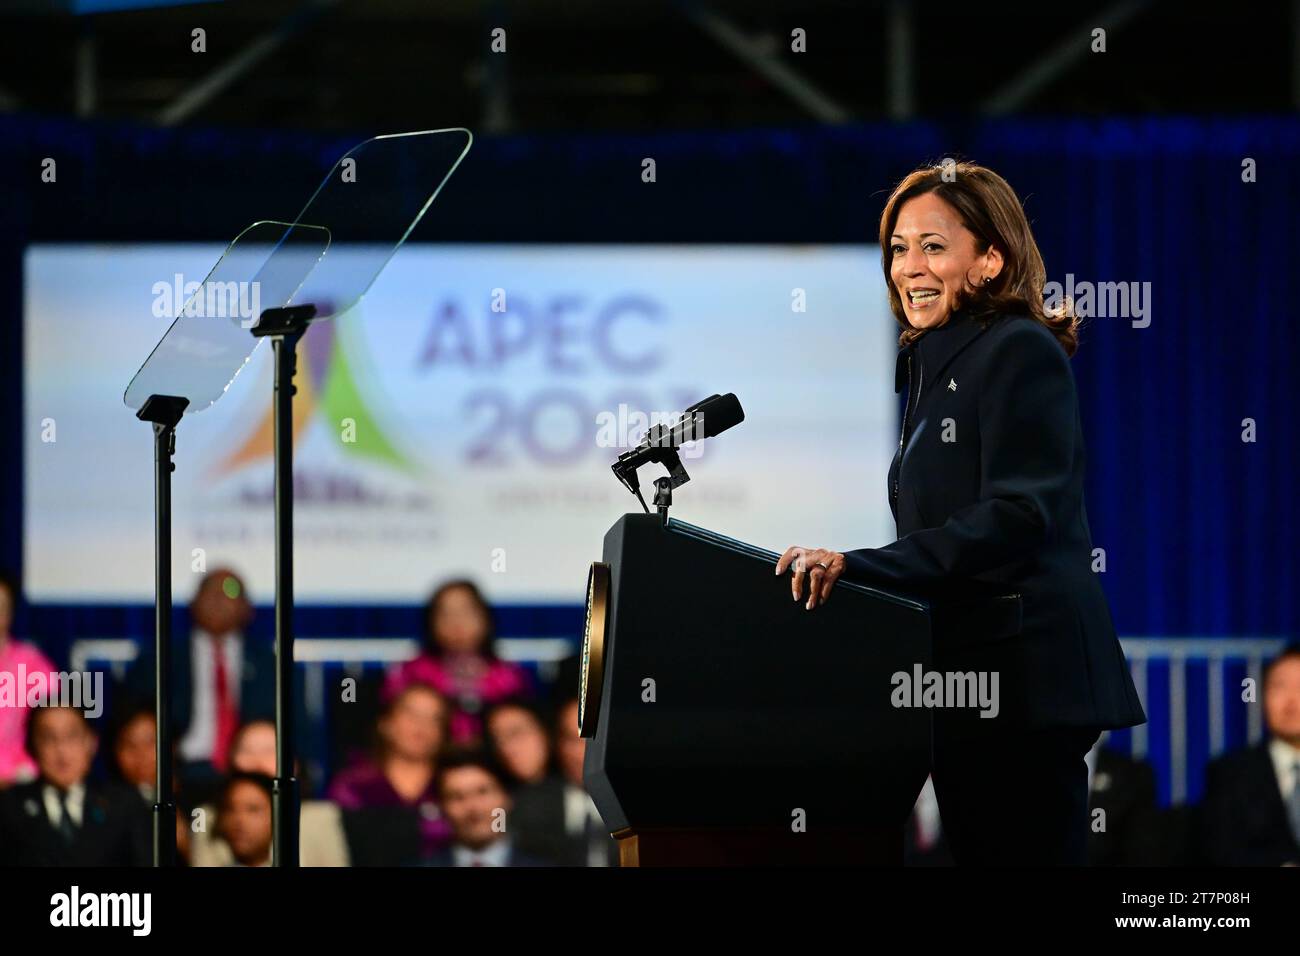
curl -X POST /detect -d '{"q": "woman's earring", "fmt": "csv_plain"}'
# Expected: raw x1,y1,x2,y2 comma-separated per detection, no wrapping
983,275,993,285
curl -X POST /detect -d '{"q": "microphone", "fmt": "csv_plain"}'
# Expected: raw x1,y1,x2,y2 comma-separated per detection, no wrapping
611,393,745,510
639,392,745,451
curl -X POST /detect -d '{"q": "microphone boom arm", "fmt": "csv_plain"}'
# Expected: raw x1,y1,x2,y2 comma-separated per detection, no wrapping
611,444,690,514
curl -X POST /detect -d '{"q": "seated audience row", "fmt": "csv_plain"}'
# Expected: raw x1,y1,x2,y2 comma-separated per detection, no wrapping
2,567,1295,866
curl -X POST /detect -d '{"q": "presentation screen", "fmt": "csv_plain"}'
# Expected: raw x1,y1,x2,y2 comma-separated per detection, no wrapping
24,243,898,604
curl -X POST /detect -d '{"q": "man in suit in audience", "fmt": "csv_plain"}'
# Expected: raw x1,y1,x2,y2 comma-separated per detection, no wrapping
1086,736,1160,865
126,568,274,806
1200,645,1300,866
0,705,150,866
510,697,618,867
422,751,551,867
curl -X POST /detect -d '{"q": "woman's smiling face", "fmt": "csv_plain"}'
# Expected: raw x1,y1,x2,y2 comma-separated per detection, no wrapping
889,191,1001,331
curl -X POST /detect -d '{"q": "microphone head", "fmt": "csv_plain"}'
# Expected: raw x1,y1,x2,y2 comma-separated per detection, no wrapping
695,392,744,440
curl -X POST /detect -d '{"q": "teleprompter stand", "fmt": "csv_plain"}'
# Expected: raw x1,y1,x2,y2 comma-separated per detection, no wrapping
134,393,189,867
123,129,474,869
250,303,316,868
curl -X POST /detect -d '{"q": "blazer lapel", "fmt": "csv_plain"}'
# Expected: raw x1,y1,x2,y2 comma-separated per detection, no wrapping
915,311,993,395
1252,746,1297,845
894,340,917,395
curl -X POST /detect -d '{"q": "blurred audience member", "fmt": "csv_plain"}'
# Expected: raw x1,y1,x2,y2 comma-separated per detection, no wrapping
191,719,349,866
486,698,554,787
110,703,157,805
0,705,149,865
217,772,274,867
127,568,274,806
1086,736,1161,865
0,569,58,787
552,654,581,711
510,697,617,866
423,750,551,866
385,580,529,744
107,701,194,863
1201,645,1300,866
330,682,452,864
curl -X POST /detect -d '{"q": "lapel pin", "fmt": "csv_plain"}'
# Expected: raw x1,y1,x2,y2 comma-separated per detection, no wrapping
948,378,957,392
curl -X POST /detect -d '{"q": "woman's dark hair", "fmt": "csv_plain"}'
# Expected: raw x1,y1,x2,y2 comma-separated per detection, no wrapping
224,718,314,787
422,578,497,660
484,696,551,731
375,681,452,762
105,701,156,781
24,703,93,759
228,717,276,760
879,160,1079,356
483,697,556,782
433,748,510,798
0,568,17,603
218,771,274,810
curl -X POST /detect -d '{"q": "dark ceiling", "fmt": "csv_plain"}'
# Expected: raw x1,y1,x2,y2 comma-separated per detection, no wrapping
0,0,1295,133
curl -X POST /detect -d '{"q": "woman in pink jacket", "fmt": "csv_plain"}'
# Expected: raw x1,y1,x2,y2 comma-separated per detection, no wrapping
0,571,58,786
384,579,530,745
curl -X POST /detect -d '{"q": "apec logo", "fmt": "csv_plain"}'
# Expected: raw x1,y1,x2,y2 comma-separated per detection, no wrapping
416,293,700,467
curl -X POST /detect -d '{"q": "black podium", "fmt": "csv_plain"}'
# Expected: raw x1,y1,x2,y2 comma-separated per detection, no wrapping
579,514,932,866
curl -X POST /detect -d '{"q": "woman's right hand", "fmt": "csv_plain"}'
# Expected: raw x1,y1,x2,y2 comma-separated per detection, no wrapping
775,546,846,610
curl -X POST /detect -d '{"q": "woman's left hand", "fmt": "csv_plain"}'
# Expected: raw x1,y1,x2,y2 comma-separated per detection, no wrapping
775,546,846,610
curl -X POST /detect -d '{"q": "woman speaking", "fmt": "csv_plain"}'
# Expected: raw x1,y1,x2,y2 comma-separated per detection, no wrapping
775,161,1146,865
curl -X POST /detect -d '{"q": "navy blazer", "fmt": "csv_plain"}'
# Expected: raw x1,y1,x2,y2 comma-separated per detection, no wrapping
842,309,1146,730
508,775,620,867
126,630,275,742
0,780,151,866
1199,742,1300,866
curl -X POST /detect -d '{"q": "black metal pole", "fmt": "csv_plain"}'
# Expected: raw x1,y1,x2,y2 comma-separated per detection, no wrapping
136,394,188,867
254,304,314,868
270,332,299,868
151,420,176,867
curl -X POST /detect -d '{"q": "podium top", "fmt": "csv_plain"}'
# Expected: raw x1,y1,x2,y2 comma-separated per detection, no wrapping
665,517,928,613
123,128,473,413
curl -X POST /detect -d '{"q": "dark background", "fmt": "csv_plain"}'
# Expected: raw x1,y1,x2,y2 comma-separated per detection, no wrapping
1,0,1297,807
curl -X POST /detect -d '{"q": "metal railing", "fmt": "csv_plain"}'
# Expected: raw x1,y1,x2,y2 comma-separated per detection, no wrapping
72,635,577,722
71,634,1288,805
1118,637,1288,804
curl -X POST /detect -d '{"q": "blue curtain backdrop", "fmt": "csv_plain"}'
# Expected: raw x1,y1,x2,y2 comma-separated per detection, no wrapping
2,114,1297,805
